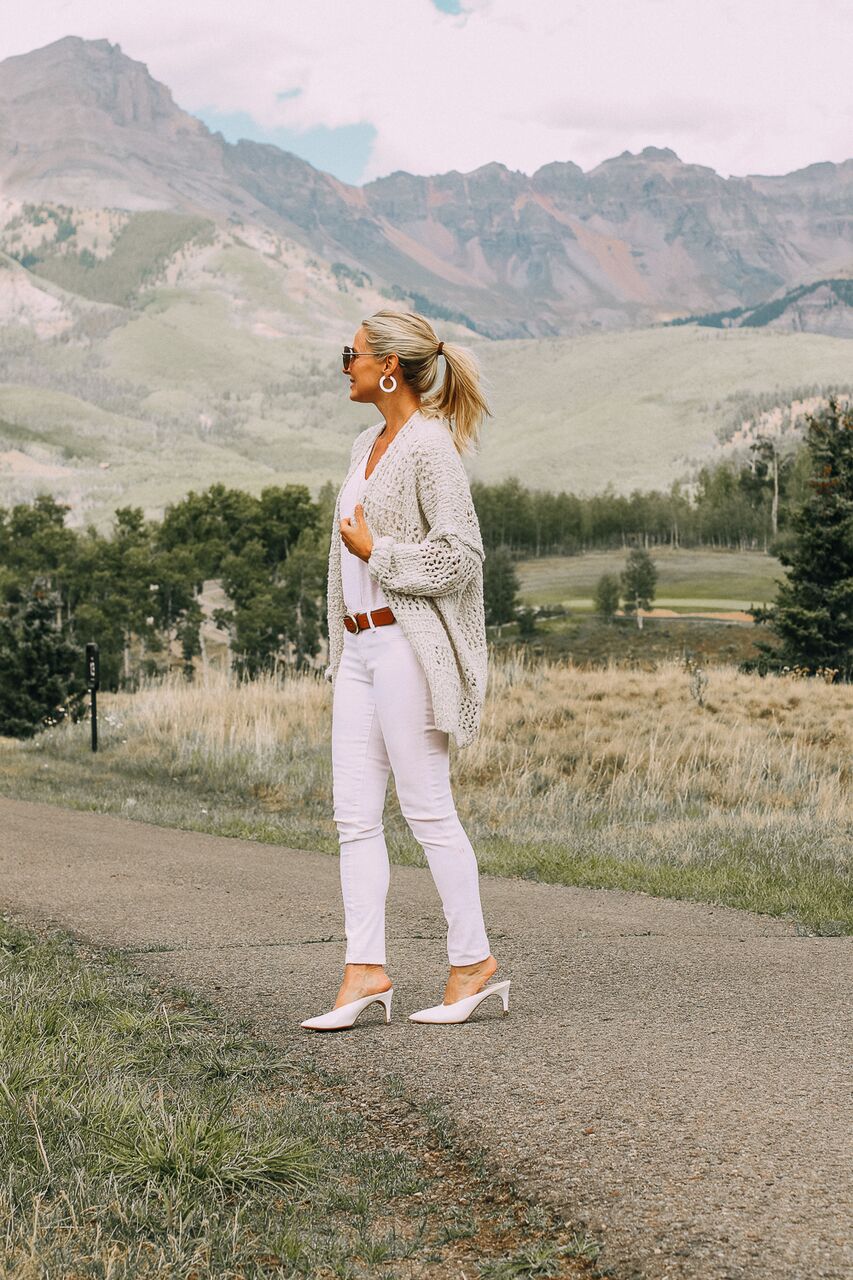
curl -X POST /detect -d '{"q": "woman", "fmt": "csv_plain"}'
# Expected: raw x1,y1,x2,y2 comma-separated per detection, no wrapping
300,309,511,1031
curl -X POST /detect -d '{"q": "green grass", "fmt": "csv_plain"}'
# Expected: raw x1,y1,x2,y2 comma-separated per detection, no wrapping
0,912,600,1279
0,413,114,463
515,547,784,610
30,211,216,306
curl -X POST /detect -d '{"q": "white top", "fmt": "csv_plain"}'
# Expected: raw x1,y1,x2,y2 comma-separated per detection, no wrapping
339,453,391,616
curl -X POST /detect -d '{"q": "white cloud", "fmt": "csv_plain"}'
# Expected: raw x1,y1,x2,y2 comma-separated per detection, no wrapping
2,0,851,182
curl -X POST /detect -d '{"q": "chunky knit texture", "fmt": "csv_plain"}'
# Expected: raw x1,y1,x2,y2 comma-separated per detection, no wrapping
325,411,488,748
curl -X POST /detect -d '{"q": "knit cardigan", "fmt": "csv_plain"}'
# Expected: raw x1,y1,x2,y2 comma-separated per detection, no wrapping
324,411,488,748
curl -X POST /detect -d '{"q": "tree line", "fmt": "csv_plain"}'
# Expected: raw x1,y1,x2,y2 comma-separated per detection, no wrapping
471,435,811,557
1,400,850,735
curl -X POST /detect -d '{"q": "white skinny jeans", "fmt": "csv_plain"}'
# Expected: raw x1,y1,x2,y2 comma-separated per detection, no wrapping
331,617,491,967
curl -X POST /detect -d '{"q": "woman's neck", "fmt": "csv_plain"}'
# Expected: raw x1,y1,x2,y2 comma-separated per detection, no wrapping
380,402,420,437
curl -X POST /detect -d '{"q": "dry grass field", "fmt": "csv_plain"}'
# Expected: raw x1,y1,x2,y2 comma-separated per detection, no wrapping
1,650,850,932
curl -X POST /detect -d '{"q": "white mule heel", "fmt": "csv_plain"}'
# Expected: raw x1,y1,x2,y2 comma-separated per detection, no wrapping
408,979,511,1025
300,987,393,1032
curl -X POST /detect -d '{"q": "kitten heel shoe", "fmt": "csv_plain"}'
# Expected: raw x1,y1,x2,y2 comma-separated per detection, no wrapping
300,987,393,1031
408,979,511,1025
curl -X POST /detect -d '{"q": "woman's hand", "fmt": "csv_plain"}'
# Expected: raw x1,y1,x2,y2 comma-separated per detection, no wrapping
339,503,374,562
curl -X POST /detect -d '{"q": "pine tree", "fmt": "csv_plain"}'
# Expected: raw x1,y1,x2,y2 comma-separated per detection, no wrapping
620,548,657,630
483,547,520,633
594,573,620,624
0,579,87,738
750,397,853,680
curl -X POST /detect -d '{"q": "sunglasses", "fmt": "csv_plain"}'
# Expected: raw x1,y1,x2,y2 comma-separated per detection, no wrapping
342,345,371,372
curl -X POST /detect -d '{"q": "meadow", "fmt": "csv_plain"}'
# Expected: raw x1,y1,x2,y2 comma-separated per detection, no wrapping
506,547,781,668
2,648,849,934
514,547,783,611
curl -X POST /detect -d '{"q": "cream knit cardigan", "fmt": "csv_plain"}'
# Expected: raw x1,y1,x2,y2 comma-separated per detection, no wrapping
324,410,488,748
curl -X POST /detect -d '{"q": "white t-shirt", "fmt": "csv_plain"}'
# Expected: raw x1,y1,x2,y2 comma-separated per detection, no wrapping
338,456,392,617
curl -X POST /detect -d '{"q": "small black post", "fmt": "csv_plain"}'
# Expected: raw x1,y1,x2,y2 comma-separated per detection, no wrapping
86,642,100,752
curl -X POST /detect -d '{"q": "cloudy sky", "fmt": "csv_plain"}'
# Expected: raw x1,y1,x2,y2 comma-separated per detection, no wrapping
4,0,852,185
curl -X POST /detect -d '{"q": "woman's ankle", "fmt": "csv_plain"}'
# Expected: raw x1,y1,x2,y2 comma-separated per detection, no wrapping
450,954,495,973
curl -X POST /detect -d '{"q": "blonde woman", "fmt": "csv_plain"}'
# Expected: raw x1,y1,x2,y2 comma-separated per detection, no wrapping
300,310,511,1031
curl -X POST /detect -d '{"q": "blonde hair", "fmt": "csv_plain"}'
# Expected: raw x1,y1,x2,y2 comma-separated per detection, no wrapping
360,309,492,455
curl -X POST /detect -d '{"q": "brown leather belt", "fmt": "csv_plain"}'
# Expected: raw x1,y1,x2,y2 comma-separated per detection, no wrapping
343,606,397,634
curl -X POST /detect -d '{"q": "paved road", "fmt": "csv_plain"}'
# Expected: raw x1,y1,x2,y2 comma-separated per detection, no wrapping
2,797,850,1280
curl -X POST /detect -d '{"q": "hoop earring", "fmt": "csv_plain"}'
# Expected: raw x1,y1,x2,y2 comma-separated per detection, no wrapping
379,374,397,393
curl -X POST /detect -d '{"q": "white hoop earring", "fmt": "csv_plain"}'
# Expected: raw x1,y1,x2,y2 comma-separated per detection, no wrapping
379,374,397,393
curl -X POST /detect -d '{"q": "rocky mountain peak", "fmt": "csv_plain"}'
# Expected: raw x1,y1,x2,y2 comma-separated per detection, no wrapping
639,146,680,162
0,36,231,210
0,35,195,135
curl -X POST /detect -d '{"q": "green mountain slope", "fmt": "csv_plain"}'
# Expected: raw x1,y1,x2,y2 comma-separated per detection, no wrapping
2,263,851,527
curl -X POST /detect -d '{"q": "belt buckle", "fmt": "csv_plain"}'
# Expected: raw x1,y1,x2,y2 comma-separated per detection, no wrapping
344,611,362,634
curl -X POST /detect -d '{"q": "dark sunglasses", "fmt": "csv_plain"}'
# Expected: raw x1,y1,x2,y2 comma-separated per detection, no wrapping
342,345,371,372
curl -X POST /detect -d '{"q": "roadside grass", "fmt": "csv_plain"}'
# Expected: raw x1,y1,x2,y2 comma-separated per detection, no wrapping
0,649,849,935
0,912,601,1280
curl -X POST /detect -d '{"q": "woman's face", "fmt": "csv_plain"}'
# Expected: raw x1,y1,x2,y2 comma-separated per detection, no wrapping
344,326,378,405
345,326,399,405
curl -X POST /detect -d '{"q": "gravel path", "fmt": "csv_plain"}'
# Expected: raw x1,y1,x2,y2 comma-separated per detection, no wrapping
2,796,850,1280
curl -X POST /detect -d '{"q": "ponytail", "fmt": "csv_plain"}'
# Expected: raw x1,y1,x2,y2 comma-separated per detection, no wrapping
360,309,492,455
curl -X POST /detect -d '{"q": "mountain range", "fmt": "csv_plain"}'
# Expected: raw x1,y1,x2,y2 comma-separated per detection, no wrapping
1,35,852,527
1,35,852,339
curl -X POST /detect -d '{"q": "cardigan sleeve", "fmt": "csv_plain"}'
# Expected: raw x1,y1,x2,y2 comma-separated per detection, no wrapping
365,436,484,598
